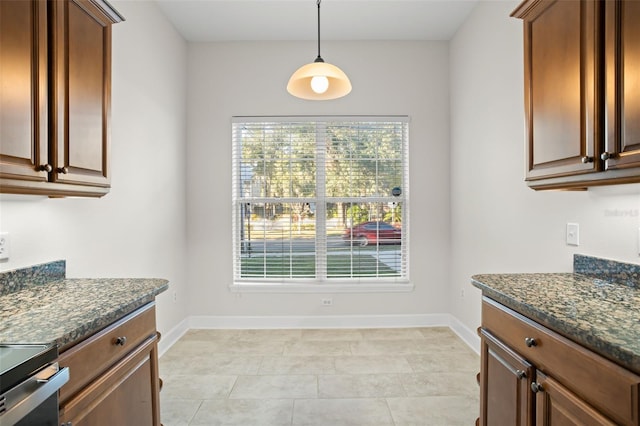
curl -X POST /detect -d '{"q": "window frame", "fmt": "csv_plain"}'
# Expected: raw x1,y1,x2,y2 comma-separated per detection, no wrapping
230,116,412,293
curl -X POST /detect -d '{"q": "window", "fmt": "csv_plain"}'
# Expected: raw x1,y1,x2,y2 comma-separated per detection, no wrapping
232,116,409,288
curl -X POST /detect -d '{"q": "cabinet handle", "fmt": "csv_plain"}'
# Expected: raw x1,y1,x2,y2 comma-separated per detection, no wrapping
114,336,127,346
516,370,527,379
580,156,593,163
38,164,53,172
600,152,617,161
531,382,544,393
524,337,537,347
56,166,69,174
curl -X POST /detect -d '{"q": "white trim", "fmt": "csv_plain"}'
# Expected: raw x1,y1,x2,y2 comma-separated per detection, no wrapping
232,115,411,123
157,317,189,357
229,282,414,293
188,313,450,329
158,314,480,357
448,315,481,355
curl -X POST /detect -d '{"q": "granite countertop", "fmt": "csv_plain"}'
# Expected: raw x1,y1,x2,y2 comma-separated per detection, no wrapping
0,261,168,350
472,255,640,375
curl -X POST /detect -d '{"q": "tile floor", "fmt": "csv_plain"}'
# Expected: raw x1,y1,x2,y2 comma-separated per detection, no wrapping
159,327,480,426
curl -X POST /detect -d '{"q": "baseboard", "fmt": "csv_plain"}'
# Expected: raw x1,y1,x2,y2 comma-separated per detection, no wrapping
159,313,480,356
448,315,481,355
158,316,189,357
188,313,451,330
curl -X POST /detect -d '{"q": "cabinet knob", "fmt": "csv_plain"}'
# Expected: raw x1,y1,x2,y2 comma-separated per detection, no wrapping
516,370,527,380
114,336,127,346
38,164,53,172
581,156,593,164
524,337,537,347
600,152,616,161
531,382,544,393
56,166,69,174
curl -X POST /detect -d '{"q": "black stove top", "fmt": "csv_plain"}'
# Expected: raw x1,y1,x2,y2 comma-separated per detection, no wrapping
0,343,57,394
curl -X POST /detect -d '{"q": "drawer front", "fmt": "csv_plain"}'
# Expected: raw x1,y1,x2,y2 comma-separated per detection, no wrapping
482,297,640,426
58,303,156,403
59,334,160,426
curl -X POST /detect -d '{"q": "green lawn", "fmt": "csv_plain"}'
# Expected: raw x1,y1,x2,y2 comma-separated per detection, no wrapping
241,254,399,278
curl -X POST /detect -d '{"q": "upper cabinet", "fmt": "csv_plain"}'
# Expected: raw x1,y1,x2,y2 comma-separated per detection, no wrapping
513,0,640,190
604,0,640,171
0,0,49,183
0,0,123,197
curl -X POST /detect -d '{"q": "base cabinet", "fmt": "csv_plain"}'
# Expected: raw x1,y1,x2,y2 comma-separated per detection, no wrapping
479,297,640,426
480,329,533,426
534,372,616,426
58,303,161,426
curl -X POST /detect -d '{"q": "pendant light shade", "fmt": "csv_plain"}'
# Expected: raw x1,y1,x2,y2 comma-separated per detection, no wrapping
287,0,351,100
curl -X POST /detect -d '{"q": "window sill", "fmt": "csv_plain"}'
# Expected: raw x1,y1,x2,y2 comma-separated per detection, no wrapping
229,281,414,294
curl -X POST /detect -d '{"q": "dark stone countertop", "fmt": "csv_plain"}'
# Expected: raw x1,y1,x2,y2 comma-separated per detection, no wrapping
472,271,640,375
0,261,168,350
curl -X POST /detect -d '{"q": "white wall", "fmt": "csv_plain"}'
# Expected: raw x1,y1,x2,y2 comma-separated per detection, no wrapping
0,1,189,337
449,0,640,337
186,41,452,319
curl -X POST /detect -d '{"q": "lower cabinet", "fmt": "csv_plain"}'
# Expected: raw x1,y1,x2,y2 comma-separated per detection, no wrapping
480,329,533,426
58,303,161,426
479,297,640,426
534,371,616,426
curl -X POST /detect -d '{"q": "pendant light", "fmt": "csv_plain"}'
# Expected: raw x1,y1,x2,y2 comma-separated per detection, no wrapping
287,0,352,100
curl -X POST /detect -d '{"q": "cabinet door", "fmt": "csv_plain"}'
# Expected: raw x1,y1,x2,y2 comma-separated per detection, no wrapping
534,371,616,426
59,336,161,426
515,0,601,181
480,329,534,426
50,0,113,188
0,0,49,181
604,0,640,170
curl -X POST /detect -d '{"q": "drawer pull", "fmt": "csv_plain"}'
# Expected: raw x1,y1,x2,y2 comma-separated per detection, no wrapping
524,337,537,347
516,370,527,379
531,382,544,393
114,336,127,346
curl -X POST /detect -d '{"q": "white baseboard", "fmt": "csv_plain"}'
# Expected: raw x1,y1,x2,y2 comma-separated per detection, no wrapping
159,313,480,356
158,317,189,357
448,315,481,355
188,313,451,330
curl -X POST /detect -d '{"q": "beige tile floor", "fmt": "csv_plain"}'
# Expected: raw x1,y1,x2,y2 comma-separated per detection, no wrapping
159,327,480,426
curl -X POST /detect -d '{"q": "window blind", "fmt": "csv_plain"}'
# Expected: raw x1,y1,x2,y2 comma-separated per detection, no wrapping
232,116,409,285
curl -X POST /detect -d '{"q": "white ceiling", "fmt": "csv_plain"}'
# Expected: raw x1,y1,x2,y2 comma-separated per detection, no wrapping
154,0,479,42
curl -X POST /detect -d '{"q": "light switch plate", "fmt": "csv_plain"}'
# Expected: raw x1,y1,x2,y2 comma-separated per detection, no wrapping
0,232,10,260
566,223,579,246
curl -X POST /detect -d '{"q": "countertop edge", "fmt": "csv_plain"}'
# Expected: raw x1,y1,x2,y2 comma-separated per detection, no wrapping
471,275,640,375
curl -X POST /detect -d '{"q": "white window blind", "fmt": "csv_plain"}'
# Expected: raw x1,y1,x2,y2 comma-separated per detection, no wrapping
232,116,409,285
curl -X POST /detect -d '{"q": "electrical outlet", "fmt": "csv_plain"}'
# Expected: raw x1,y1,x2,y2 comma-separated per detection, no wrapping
0,233,10,260
322,298,333,306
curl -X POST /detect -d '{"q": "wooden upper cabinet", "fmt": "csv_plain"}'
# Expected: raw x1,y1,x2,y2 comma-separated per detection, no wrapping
604,0,640,170
513,0,640,189
0,0,49,182
50,0,114,188
513,0,602,183
0,0,122,197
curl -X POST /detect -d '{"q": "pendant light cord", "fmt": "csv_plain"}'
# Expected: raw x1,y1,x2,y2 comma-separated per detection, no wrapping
315,0,324,63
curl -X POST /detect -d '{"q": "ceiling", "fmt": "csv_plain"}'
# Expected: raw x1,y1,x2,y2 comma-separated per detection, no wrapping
154,0,479,42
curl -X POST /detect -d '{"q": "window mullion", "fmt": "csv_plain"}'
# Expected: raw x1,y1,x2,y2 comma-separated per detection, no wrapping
315,122,327,281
